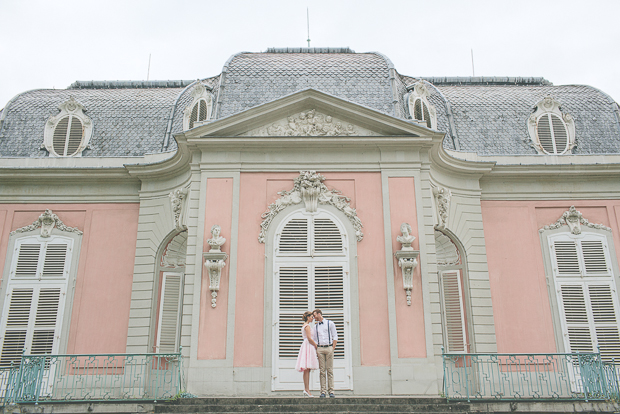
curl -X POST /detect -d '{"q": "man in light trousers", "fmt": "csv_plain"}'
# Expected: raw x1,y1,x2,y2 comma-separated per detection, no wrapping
313,309,338,398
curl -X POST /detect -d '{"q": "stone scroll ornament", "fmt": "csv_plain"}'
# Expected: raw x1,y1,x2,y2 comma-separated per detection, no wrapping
258,171,363,243
394,223,419,306
540,206,611,235
204,225,228,308
10,209,83,238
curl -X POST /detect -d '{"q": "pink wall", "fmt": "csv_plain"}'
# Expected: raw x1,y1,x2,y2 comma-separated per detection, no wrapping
481,200,620,354
198,178,233,359
389,177,425,358
233,172,390,367
0,204,139,354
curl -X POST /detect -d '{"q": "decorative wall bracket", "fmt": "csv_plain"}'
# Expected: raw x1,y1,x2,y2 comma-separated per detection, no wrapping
395,223,419,306
169,188,188,231
433,186,450,229
10,209,83,238
540,205,611,234
259,171,364,243
204,225,227,308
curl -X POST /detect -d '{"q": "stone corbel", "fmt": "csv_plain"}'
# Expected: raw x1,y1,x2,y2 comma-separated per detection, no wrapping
433,187,450,228
203,225,227,308
395,223,420,306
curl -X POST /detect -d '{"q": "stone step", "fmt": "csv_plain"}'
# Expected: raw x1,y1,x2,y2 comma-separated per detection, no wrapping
157,403,468,413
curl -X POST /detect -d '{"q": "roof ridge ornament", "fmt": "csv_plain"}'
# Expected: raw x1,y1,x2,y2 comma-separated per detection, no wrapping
259,171,363,243
540,206,611,234
10,209,83,238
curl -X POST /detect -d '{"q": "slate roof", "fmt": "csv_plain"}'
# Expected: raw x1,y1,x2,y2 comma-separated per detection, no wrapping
1,48,619,159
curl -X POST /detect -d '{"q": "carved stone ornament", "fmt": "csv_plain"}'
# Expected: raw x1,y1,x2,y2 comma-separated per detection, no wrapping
395,250,419,306
242,109,373,137
204,225,228,308
259,171,364,243
397,223,416,251
169,188,188,231
183,81,213,130
433,187,451,228
43,96,93,157
10,209,83,238
526,96,576,155
406,82,437,129
161,231,188,268
540,206,611,235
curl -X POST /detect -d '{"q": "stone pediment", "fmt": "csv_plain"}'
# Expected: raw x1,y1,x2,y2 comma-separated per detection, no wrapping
239,109,378,137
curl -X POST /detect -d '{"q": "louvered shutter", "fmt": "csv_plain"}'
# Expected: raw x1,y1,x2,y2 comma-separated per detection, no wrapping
422,102,431,128
0,236,72,367
314,266,345,358
279,219,308,254
52,117,70,156
189,103,199,129
413,99,423,121
198,100,208,122
550,233,620,362
65,117,84,156
313,219,342,253
51,115,84,156
537,113,569,154
156,273,183,353
441,270,467,352
277,267,309,358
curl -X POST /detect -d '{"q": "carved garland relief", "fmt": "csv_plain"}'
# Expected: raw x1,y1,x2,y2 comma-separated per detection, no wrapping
259,171,364,243
11,209,82,238
540,206,611,234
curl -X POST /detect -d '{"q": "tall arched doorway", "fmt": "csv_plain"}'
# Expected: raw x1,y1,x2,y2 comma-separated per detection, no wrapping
272,208,352,391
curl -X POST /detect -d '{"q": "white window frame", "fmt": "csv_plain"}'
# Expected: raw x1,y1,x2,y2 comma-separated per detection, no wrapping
406,82,437,129
182,82,213,130
527,96,576,155
43,97,93,157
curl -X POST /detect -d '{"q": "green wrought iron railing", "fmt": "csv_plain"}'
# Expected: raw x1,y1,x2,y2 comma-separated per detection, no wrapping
2,351,183,404
442,349,620,402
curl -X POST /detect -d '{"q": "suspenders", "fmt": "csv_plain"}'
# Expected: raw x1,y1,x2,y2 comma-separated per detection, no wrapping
315,320,331,346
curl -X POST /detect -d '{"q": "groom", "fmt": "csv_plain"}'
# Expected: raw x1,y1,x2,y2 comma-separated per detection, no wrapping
313,309,338,398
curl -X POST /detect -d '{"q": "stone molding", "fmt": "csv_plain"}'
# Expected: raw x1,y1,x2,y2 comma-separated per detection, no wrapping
10,209,83,238
169,188,188,231
183,82,213,130
540,205,611,234
258,171,363,243
527,96,576,155
43,97,93,157
243,109,370,136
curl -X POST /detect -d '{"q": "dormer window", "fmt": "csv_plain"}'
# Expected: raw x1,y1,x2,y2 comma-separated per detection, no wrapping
183,82,213,130
406,82,437,129
43,97,92,157
527,97,576,155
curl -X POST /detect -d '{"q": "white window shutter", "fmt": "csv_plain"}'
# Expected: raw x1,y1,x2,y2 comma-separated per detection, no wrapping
14,244,41,278
279,219,308,254
441,270,467,352
552,240,580,276
277,266,308,359
31,288,61,355
313,219,342,253
581,240,610,275
156,273,183,353
558,284,594,353
42,244,68,278
588,284,620,361
0,288,34,367
314,266,345,358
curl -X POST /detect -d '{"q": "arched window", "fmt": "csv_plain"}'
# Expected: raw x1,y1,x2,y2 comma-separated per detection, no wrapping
435,228,471,353
528,96,575,155
406,82,437,129
44,97,93,157
272,209,352,391
183,82,213,130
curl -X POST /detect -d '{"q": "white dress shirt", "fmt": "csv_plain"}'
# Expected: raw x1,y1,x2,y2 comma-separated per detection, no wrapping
314,319,338,346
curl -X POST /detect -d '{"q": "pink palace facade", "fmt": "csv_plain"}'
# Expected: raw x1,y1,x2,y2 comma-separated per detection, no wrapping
0,48,620,396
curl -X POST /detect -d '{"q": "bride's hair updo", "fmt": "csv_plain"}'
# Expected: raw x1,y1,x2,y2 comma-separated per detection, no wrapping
302,311,313,322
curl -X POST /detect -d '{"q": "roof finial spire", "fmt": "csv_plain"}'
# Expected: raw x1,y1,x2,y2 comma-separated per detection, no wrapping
306,8,311,48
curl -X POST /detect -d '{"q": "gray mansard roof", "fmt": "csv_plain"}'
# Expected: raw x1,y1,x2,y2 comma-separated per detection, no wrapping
1,48,619,158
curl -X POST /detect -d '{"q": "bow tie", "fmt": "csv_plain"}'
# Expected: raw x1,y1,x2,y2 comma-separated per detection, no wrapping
318,322,323,325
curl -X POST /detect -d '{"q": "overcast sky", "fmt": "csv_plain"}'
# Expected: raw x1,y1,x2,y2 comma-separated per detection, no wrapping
1,0,619,110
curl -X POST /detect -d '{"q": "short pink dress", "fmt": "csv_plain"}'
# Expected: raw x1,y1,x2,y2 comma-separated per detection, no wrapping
295,324,319,372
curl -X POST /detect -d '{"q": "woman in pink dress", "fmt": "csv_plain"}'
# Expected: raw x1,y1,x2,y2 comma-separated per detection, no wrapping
295,311,318,397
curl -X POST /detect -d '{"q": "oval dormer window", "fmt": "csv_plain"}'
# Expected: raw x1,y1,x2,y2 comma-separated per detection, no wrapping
536,113,569,154
52,115,84,156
